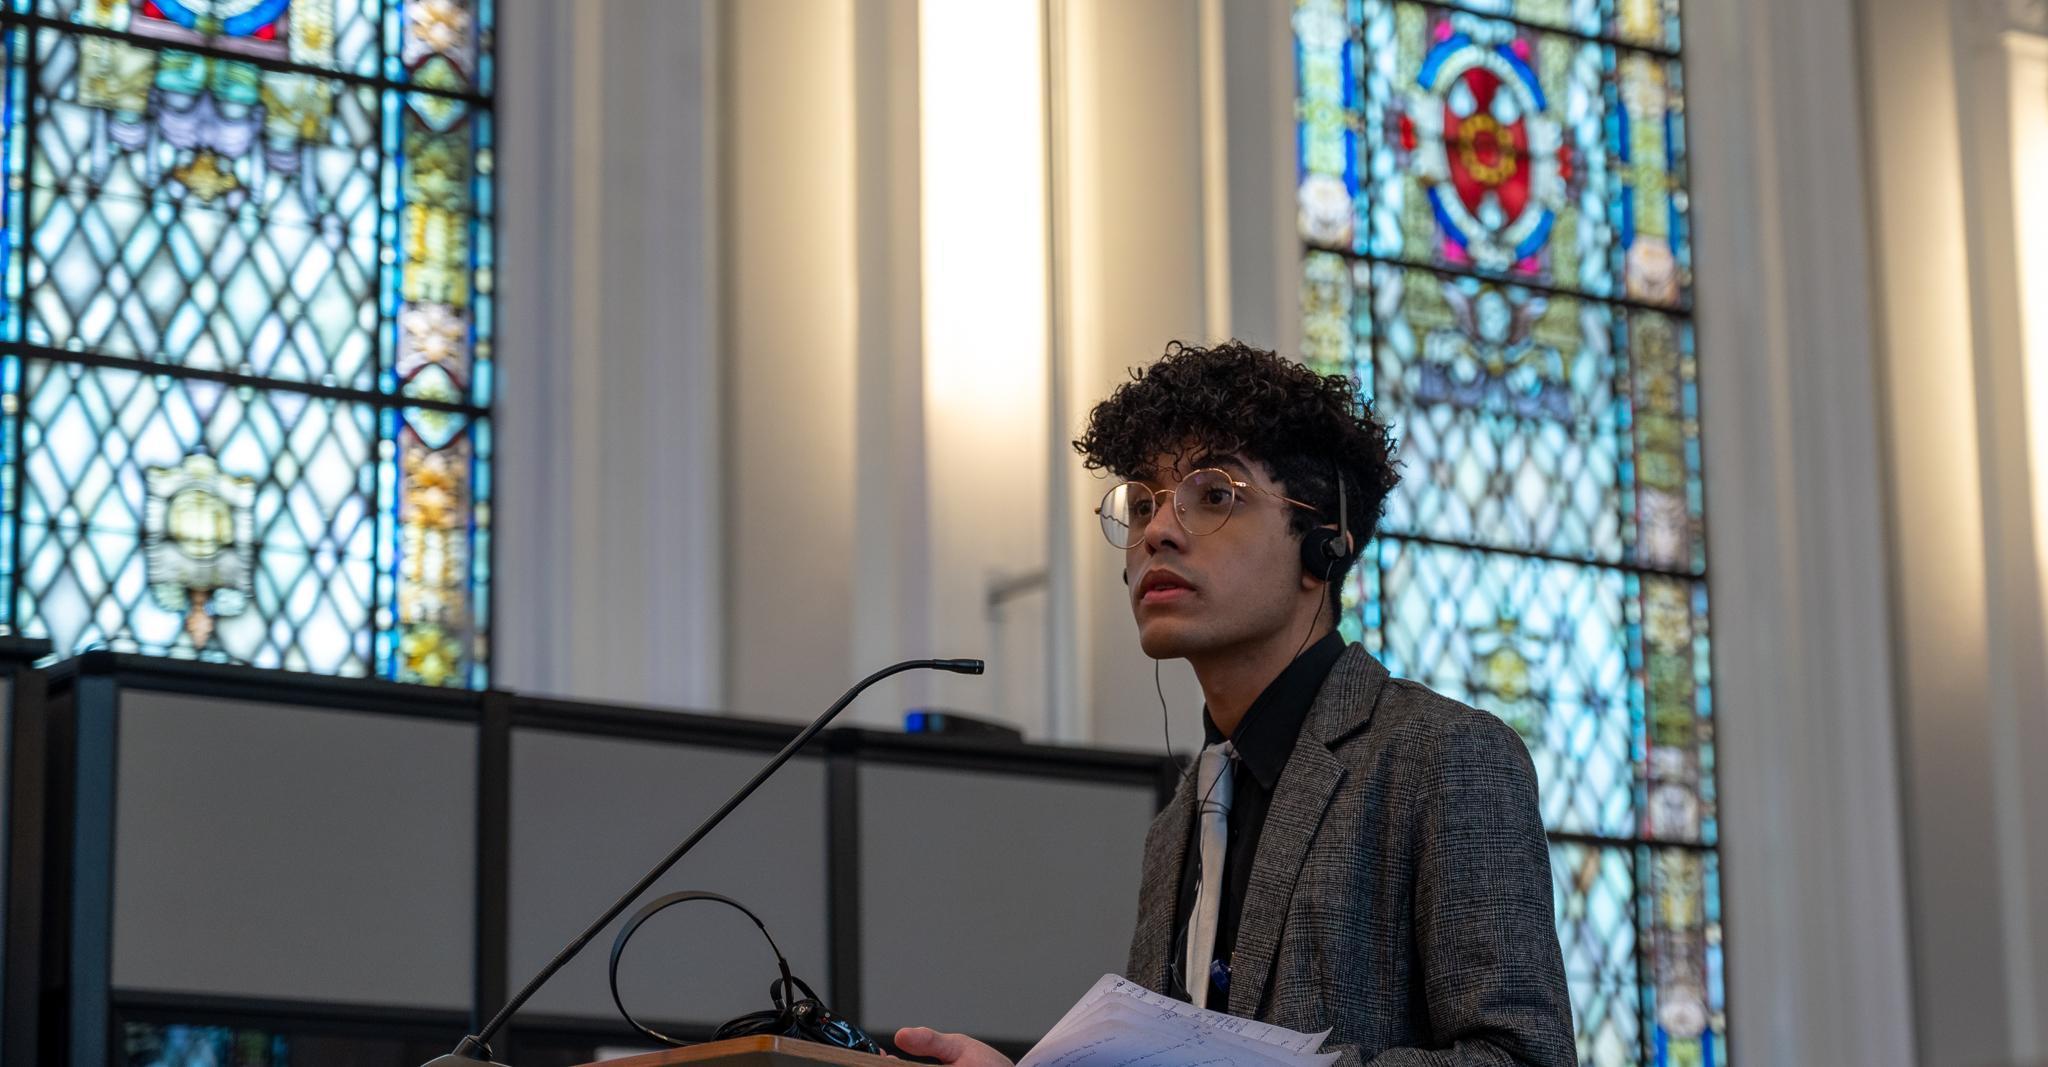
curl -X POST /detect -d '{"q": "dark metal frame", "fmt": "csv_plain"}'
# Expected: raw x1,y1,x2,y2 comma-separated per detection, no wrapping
0,637,53,1067
7,653,1174,1065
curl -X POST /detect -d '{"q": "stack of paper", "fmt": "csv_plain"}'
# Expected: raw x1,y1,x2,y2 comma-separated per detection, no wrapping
1016,974,1341,1067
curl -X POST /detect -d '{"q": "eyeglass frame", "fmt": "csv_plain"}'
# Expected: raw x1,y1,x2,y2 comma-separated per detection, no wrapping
1094,467,1325,549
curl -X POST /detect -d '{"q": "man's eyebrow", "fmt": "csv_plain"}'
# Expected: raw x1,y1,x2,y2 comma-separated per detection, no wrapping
1190,453,1253,477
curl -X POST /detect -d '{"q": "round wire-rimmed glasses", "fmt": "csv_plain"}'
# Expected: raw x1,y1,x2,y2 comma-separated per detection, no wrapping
1095,468,1322,549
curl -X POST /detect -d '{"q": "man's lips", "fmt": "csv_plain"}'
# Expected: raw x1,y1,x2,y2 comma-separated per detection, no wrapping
1135,570,1196,605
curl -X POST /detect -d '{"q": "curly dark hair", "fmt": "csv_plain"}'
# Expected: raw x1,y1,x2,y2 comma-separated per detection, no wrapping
1072,340,1400,613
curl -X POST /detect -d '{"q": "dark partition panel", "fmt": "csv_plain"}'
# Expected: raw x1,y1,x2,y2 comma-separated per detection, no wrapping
111,690,478,1007
854,762,1156,1046
41,654,484,1067
508,724,830,1026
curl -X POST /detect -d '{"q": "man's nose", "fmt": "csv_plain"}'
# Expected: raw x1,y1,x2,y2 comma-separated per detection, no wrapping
1140,493,1186,555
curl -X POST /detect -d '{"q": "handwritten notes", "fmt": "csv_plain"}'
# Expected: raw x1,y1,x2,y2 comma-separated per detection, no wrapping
1015,975,1339,1067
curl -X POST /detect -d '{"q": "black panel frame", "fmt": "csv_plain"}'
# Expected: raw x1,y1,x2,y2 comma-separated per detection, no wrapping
0,637,52,1067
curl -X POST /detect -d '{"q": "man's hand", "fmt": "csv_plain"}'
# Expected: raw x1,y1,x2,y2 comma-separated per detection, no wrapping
892,1026,1014,1067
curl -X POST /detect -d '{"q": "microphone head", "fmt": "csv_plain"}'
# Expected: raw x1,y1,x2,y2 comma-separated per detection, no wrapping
936,658,986,675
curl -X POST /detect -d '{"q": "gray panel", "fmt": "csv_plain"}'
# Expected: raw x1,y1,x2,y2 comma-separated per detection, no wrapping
509,730,829,1024
111,691,476,1009
859,766,1153,1042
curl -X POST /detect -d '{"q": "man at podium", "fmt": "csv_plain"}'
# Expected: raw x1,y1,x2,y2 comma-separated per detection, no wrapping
897,342,1574,1066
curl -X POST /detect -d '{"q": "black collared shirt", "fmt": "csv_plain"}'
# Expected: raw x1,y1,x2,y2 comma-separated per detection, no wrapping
1171,631,1347,1008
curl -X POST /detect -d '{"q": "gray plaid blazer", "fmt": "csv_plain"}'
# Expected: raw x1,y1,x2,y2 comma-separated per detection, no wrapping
1125,644,1575,1067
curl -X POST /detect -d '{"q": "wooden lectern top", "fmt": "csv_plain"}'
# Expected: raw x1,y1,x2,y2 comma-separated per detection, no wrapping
577,1035,896,1067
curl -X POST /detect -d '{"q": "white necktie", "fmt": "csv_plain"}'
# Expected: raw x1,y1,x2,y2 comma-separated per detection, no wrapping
1184,740,1235,1008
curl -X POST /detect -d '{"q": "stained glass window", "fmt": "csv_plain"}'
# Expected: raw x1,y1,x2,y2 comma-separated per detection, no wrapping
1296,1,1721,1063
0,0,495,688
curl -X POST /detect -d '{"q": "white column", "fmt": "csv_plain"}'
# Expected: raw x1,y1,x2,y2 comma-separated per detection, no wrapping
1999,25,2048,1058
918,0,1057,734
1866,0,2048,1057
722,0,865,723
495,0,724,710
1051,0,1212,750
1685,0,1922,1060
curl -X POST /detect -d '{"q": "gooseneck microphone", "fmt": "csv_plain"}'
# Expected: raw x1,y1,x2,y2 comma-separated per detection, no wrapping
424,657,987,1066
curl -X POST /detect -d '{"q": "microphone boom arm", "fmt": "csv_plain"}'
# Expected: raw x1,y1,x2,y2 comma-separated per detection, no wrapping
438,657,986,1063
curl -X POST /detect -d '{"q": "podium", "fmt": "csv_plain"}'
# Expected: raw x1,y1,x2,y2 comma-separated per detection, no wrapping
577,1036,895,1067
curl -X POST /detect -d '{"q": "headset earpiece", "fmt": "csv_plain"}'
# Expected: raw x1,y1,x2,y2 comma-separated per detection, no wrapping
1300,458,1352,583
1300,527,1345,582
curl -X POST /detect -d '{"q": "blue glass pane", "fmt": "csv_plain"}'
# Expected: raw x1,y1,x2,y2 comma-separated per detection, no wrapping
18,360,375,673
1640,847,1725,1066
1375,540,1635,838
1369,263,1627,561
24,29,384,387
1553,841,1640,1067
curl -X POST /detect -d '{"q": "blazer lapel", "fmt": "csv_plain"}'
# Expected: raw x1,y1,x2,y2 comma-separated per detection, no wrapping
1225,735,1343,1018
1225,645,1389,1018
1129,768,1196,991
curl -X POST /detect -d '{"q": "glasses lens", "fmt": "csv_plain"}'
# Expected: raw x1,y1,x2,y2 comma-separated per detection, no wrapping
1178,469,1237,535
1099,483,1151,548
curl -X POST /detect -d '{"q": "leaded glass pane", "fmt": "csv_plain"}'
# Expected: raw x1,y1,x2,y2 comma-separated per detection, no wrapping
1363,2,1690,308
1552,842,1639,1067
388,0,492,94
1438,0,1681,52
18,359,376,672
1613,50,1687,307
24,28,383,387
1364,1,1613,295
386,89,491,406
1441,0,1605,41
1632,575,1713,844
1611,0,1680,55
1639,847,1725,1067
1373,540,1635,838
1295,0,1367,251
1622,309,1701,573
377,405,487,688
1301,249,1370,378
40,0,384,79
1370,263,1627,561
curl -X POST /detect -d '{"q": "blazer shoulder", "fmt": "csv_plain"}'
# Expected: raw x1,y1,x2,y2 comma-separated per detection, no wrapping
1354,677,1536,776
